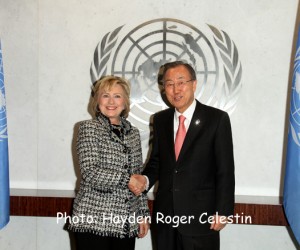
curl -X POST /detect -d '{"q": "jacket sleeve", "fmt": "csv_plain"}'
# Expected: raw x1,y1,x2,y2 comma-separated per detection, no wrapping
142,114,160,190
214,112,235,216
77,121,130,190
136,193,151,218
131,128,151,217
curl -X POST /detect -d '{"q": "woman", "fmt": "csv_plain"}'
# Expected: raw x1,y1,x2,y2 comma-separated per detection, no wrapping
68,76,150,250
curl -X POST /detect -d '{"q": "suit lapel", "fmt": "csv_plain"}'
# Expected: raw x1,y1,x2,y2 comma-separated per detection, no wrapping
176,101,205,164
162,108,176,162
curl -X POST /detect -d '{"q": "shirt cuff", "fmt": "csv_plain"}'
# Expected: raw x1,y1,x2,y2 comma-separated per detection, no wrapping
143,175,149,191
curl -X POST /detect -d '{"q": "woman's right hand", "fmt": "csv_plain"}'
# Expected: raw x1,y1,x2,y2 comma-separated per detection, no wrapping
138,218,149,238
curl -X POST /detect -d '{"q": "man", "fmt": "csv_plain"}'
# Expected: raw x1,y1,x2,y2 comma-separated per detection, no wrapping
129,61,235,250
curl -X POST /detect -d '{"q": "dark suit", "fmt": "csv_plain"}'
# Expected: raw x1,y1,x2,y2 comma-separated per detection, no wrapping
143,100,235,248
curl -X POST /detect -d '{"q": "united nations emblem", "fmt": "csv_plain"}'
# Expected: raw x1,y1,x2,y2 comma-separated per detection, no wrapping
90,18,242,140
290,46,300,146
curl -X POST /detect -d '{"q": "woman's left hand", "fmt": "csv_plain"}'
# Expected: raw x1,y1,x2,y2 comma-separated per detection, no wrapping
138,218,149,238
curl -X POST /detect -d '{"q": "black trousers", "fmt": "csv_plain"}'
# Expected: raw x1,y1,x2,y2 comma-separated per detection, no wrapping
75,232,135,250
153,224,220,250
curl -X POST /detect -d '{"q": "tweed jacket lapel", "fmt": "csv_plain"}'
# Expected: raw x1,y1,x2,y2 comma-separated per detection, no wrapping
97,113,132,147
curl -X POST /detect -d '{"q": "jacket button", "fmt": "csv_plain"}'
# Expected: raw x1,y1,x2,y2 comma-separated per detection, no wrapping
124,165,128,169
174,170,178,174
123,148,127,153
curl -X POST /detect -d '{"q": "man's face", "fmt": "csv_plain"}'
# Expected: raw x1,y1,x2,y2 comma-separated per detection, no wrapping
163,65,197,113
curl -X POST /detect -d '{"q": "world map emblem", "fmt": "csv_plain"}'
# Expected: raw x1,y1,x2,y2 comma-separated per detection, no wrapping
90,18,242,140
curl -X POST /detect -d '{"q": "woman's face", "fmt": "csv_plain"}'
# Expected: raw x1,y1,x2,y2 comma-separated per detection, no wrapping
97,84,126,124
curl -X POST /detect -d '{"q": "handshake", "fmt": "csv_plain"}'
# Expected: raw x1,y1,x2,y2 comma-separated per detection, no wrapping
128,174,147,196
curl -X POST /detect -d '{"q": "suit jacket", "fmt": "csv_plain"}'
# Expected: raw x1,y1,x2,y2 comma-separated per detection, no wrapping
143,100,235,236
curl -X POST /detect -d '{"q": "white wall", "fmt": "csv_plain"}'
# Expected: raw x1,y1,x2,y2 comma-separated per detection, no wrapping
0,0,300,249
1,0,298,195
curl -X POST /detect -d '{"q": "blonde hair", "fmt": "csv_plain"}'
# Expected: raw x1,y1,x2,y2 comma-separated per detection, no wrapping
91,76,131,118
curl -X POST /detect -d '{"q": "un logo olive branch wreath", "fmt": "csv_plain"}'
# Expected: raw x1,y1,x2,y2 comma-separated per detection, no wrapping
90,25,123,84
208,25,242,114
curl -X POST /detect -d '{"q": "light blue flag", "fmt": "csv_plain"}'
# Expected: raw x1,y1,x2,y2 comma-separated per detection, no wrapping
0,41,10,229
283,26,300,245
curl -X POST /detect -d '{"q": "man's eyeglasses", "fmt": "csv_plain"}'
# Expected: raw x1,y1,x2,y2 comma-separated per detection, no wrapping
163,79,194,89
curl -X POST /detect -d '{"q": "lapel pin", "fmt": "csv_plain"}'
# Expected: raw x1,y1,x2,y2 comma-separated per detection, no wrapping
195,119,200,125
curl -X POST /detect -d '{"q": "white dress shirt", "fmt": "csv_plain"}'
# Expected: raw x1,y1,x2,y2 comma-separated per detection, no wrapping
173,99,197,141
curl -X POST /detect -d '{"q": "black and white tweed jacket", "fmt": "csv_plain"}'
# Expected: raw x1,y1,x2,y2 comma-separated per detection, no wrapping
68,114,150,238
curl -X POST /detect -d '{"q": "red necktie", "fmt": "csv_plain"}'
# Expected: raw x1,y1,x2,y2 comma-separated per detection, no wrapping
175,115,186,160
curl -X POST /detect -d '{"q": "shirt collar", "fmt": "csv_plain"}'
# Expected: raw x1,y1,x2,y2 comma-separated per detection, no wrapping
175,99,196,122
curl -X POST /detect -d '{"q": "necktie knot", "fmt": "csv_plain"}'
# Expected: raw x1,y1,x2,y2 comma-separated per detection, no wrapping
179,115,186,125
175,115,186,160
